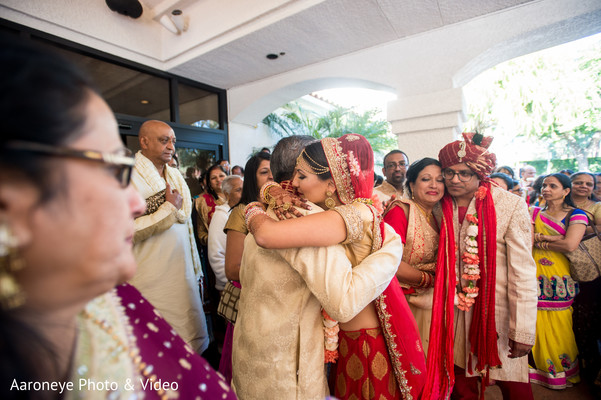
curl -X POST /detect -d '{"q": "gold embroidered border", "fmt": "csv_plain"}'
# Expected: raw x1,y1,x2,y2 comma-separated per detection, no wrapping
375,294,413,400
368,205,383,253
333,204,364,244
322,138,355,204
144,189,166,216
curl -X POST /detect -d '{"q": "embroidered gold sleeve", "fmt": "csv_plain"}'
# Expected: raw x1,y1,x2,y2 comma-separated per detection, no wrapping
333,204,364,244
143,189,166,216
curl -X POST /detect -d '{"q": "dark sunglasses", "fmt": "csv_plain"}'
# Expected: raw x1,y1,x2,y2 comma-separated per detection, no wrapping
6,141,134,188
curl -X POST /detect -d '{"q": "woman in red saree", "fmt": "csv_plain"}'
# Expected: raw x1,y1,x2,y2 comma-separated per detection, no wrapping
195,164,228,246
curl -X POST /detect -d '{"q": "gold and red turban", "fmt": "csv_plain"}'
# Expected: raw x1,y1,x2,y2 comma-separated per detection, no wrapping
438,132,496,179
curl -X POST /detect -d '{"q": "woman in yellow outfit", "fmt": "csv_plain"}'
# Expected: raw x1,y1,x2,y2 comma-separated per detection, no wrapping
529,173,587,389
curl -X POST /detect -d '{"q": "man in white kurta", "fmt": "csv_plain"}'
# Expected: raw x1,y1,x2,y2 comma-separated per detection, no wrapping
129,120,209,354
232,136,403,400
437,132,537,400
208,175,243,291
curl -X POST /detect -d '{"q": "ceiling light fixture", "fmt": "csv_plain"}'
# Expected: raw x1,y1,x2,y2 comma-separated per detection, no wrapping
266,52,285,60
171,10,186,32
158,9,188,35
140,100,149,104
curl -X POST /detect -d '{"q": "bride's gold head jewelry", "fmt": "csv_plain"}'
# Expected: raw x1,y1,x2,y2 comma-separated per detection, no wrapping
296,149,330,175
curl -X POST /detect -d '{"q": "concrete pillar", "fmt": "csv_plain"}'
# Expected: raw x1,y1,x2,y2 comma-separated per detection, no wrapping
387,88,466,162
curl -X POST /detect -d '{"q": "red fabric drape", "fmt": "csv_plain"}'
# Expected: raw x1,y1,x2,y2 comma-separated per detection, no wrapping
468,181,501,400
422,181,501,400
421,193,456,400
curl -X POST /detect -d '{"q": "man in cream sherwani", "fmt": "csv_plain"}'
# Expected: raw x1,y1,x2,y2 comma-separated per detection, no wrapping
130,120,209,355
433,132,538,400
232,136,404,400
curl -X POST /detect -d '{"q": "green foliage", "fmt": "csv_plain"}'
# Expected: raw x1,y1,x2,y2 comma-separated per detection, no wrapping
526,157,601,174
466,35,601,170
262,102,396,155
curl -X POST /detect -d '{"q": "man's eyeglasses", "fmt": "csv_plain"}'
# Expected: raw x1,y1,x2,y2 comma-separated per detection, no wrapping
385,162,407,170
6,141,134,188
443,168,475,182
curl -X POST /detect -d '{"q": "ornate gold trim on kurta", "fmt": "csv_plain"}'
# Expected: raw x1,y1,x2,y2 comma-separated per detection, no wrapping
143,189,166,216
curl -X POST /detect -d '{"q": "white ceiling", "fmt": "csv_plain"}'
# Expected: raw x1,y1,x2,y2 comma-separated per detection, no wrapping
156,0,535,88
3,0,597,93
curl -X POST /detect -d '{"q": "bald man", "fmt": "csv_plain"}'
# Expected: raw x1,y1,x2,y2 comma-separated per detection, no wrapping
129,120,209,354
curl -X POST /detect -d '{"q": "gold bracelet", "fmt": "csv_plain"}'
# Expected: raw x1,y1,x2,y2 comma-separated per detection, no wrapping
259,181,281,204
416,271,426,288
427,272,435,288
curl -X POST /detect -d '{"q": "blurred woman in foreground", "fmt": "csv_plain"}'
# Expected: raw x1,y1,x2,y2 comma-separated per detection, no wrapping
0,37,235,399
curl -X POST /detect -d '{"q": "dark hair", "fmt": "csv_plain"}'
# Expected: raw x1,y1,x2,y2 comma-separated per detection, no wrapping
231,165,244,175
186,166,200,178
204,164,227,200
238,152,271,206
495,165,515,179
300,141,332,181
374,173,384,186
271,135,316,183
405,158,442,197
559,169,574,176
529,174,547,205
383,150,409,167
0,36,94,201
543,173,576,208
489,172,514,190
570,171,599,202
0,36,96,398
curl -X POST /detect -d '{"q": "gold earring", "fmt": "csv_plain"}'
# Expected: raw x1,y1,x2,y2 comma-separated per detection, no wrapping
0,221,25,310
325,191,336,209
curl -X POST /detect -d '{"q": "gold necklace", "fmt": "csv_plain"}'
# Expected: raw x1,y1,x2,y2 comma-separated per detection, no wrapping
414,201,433,223
573,199,591,209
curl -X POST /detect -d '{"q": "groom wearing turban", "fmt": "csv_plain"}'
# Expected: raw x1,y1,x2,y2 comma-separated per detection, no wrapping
422,132,538,400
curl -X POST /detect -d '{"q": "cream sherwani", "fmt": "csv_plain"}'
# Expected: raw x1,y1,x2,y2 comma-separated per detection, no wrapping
129,152,209,354
232,204,403,400
373,180,404,204
453,186,538,382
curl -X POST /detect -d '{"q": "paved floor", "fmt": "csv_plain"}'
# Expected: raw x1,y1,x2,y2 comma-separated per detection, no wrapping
484,380,599,400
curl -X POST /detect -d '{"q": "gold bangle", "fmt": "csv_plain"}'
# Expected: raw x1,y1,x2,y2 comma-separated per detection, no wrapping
260,181,280,204
416,271,426,288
